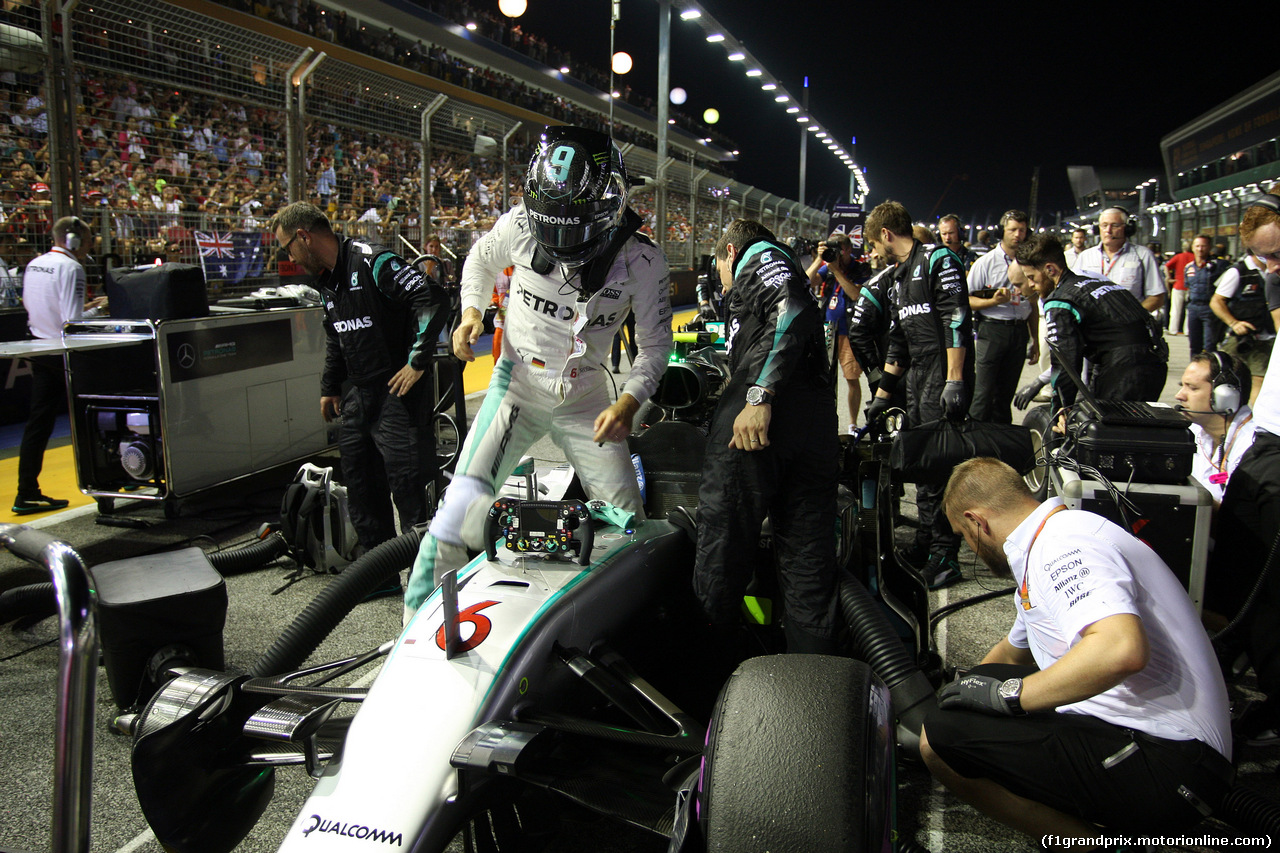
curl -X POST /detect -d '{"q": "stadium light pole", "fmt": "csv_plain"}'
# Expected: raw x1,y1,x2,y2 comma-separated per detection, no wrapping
655,0,670,251
798,77,808,208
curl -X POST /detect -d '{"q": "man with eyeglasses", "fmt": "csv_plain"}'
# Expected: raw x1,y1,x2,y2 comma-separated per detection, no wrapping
270,201,449,560
1075,207,1166,314
1205,185,1280,746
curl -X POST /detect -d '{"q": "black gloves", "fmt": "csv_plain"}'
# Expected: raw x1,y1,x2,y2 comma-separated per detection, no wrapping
698,303,718,322
864,394,893,436
1014,379,1047,410
940,380,967,421
936,673,1017,716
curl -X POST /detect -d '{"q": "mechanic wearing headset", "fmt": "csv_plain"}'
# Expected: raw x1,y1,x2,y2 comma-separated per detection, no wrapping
404,126,672,621
922,458,1233,848
1174,352,1256,507
693,218,838,655
14,216,107,515
272,202,450,554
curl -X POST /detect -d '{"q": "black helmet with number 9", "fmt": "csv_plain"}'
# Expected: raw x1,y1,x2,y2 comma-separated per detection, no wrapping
524,126,629,269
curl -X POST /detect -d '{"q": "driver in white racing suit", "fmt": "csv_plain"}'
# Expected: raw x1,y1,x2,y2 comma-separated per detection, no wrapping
405,126,672,620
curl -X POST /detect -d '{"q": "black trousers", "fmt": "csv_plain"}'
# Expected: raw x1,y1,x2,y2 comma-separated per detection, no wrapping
1208,430,1280,697
970,320,1029,424
17,356,66,499
906,351,972,557
693,382,839,637
338,382,437,550
925,663,1233,835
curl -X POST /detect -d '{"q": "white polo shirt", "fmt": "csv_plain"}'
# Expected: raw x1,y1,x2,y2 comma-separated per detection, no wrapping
1003,498,1231,759
1075,242,1166,305
22,246,86,340
1188,406,1257,503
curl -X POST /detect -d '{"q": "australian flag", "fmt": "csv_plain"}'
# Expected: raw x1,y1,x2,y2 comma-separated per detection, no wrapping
195,231,266,283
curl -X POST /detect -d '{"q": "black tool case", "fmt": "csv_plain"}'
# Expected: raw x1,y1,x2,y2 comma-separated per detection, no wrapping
1068,416,1194,485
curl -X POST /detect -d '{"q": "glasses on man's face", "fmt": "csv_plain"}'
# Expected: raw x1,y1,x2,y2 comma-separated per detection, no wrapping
282,229,304,256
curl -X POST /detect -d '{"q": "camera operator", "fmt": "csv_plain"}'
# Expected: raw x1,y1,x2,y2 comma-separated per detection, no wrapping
1210,249,1274,405
1013,233,1166,409
807,232,867,433
695,252,721,322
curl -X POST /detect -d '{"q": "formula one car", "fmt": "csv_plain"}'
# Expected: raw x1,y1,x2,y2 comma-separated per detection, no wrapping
126,334,930,853
128,493,899,853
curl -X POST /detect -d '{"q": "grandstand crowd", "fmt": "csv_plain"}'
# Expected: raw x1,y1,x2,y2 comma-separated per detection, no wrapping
0,0,742,283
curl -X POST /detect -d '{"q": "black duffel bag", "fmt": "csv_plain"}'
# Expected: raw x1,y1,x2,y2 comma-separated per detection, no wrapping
889,417,1036,485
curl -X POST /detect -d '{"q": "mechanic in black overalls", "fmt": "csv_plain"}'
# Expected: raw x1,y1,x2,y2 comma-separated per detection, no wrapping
1014,232,1168,409
272,202,449,552
864,200,974,590
693,218,839,655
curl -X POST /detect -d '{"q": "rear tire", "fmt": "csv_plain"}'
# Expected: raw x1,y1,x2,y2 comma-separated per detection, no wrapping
700,655,893,852
1022,404,1053,500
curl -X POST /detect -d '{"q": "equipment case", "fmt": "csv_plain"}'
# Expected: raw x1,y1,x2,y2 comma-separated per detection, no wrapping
1051,467,1211,613
1068,415,1195,486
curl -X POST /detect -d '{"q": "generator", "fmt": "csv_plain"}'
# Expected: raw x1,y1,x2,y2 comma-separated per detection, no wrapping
63,308,331,509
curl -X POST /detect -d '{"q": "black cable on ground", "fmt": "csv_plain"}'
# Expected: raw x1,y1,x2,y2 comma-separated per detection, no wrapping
929,586,1015,635
249,529,422,678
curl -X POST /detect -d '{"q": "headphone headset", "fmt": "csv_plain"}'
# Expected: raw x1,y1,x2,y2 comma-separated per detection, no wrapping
1249,193,1280,214
1102,206,1138,239
64,216,83,252
1206,350,1243,415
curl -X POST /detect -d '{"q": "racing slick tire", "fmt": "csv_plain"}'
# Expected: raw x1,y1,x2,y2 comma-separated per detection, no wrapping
1022,404,1052,501
700,655,893,852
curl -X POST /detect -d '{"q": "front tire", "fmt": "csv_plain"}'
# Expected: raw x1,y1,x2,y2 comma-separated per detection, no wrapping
1022,404,1053,500
700,655,893,853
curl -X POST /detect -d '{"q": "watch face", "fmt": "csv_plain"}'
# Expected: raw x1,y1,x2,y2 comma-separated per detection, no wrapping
998,678,1021,699
746,386,765,405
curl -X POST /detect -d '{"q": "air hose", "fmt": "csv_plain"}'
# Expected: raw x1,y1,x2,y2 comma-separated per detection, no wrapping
1219,784,1280,839
0,581,56,624
206,532,289,576
249,529,422,678
837,571,935,759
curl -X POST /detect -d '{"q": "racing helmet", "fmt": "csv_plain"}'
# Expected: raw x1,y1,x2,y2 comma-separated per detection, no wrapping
524,126,629,268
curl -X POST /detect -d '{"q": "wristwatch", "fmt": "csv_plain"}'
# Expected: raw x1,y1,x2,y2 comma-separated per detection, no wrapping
745,385,771,406
998,677,1027,715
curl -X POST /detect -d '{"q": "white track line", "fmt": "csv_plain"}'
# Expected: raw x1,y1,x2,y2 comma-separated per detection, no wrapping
116,827,155,853
928,585,949,851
